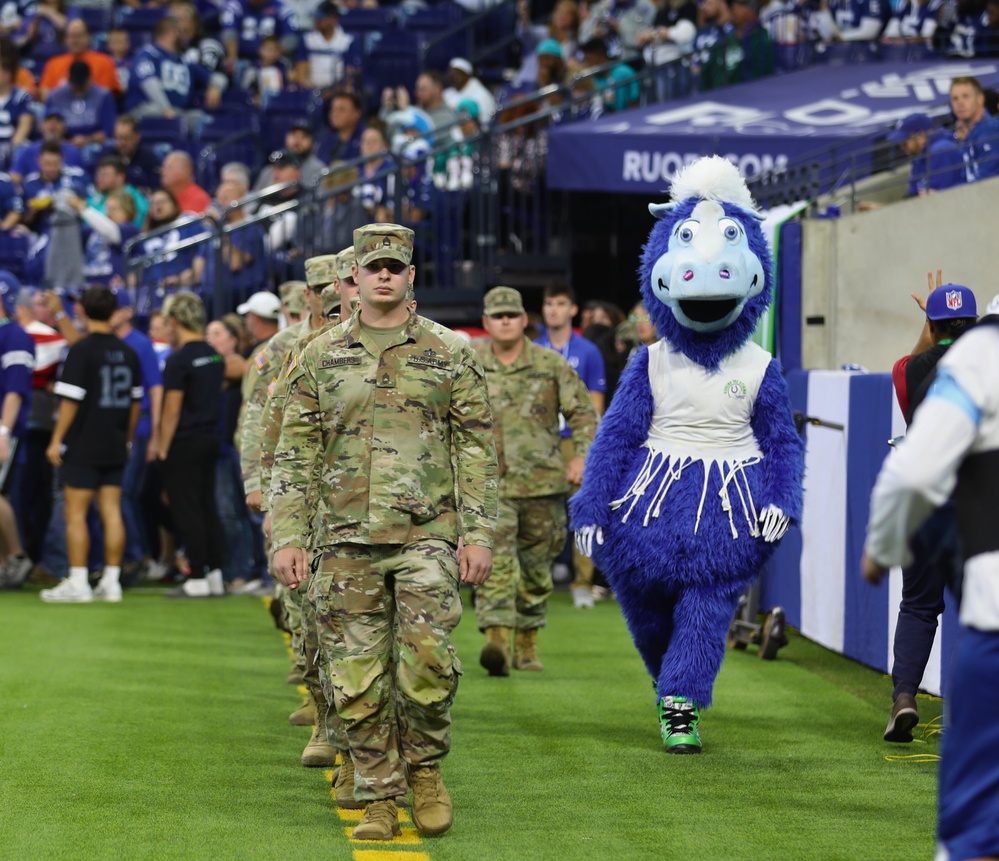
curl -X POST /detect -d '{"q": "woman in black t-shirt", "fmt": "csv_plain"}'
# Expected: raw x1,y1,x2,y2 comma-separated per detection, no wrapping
158,292,226,599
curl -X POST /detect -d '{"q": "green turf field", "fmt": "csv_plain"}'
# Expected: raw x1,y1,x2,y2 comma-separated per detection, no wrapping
0,585,943,861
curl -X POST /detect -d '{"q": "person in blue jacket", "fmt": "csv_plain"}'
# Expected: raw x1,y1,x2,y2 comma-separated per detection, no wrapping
887,112,966,196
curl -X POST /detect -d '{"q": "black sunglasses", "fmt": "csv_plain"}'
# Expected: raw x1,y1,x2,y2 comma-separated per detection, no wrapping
363,259,408,275
488,312,522,320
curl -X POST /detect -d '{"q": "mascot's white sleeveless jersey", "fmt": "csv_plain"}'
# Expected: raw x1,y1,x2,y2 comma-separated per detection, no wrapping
610,338,772,538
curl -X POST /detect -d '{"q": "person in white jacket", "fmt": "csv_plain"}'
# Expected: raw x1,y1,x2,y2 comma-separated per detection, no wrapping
862,297,999,861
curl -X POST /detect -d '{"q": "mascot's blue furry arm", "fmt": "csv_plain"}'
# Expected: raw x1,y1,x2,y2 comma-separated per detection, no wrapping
568,155,804,754
751,360,804,524
568,347,654,529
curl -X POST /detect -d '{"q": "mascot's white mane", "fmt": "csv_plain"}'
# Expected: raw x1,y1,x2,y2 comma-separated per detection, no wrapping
669,156,759,214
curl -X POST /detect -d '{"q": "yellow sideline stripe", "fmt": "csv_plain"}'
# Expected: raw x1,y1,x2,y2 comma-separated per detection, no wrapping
354,853,433,861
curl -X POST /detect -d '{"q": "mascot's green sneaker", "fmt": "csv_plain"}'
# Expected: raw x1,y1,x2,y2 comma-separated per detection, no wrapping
658,696,702,754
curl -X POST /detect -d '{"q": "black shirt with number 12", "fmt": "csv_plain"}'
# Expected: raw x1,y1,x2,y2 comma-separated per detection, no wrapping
54,332,143,467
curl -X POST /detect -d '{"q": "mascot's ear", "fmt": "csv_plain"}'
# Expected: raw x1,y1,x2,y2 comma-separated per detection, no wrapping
648,202,676,219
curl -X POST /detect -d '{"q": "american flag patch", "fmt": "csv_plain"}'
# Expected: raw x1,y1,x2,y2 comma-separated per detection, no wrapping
286,357,297,376
254,352,269,371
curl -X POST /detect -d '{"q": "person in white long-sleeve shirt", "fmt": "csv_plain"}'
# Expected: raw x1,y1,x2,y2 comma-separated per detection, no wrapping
862,296,999,861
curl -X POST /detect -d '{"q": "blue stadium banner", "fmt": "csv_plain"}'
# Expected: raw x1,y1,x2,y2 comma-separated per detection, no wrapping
546,61,999,194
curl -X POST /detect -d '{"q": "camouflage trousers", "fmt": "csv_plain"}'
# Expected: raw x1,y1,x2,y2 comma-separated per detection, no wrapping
474,494,566,632
309,540,463,801
303,572,348,751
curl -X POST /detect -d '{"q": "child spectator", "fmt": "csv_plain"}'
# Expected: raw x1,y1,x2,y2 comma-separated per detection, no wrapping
240,33,293,105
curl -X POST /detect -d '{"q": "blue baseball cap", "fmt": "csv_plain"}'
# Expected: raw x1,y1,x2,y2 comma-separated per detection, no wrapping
926,284,977,321
887,113,933,144
0,270,20,314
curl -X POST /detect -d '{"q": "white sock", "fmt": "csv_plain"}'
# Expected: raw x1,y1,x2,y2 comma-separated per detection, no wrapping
101,566,121,586
69,567,89,588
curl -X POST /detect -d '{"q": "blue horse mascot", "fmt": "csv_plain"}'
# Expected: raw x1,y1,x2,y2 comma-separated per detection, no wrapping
570,156,804,753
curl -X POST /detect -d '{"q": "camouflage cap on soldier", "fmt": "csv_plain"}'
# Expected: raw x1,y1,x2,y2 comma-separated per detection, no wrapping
321,284,341,315
305,254,338,287
279,280,308,314
483,286,525,316
336,246,355,282
353,223,414,267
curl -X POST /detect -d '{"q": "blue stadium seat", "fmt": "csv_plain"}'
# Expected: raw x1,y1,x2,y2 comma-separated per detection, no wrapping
138,116,186,152
0,233,28,279
115,6,168,45
259,90,320,154
340,6,397,33
403,1,468,70
71,5,113,36
366,30,421,98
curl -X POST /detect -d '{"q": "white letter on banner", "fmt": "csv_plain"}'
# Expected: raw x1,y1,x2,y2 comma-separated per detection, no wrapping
643,102,766,128
623,151,641,181
642,153,661,183
784,98,870,127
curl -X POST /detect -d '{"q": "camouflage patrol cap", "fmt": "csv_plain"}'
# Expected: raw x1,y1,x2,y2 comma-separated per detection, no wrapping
353,223,414,267
305,254,338,287
279,280,308,314
321,284,341,315
336,246,355,281
483,285,525,316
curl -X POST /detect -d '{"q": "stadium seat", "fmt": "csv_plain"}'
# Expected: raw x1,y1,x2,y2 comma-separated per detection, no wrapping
403,1,469,70
340,6,397,33
365,30,421,101
138,116,186,153
115,6,168,45
71,5,113,36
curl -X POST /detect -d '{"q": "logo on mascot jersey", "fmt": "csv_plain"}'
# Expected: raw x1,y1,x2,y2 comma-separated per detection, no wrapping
723,379,747,399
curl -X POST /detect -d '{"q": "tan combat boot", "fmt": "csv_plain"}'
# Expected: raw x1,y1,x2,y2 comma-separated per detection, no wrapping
410,764,453,836
352,799,401,841
479,626,511,676
301,698,338,767
513,629,543,671
288,693,317,726
334,752,364,809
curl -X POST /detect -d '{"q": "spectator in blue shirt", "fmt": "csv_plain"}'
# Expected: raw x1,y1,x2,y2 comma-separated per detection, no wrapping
13,0,71,66
125,15,226,118
316,89,364,164
882,0,944,41
886,112,965,197
0,169,22,231
0,41,34,171
21,139,89,235
220,0,300,68
100,115,162,193
45,60,117,155
950,74,999,182
110,286,163,576
10,111,85,186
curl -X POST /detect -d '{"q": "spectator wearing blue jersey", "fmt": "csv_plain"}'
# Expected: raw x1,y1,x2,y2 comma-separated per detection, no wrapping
356,125,390,219
300,1,362,93
813,0,889,41
170,0,226,75
125,15,226,120
106,27,132,95
888,113,965,197
220,0,300,69
46,61,117,154
13,0,70,66
0,43,34,171
109,286,163,579
535,282,606,610
10,111,85,186
67,189,143,288
690,0,735,76
951,74,999,182
0,169,22,230
240,33,294,105
131,188,205,310
316,89,364,164
21,139,88,235
0,273,35,589
882,0,944,41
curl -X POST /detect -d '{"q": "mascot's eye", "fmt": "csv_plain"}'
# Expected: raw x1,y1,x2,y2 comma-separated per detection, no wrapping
719,218,742,242
676,220,699,243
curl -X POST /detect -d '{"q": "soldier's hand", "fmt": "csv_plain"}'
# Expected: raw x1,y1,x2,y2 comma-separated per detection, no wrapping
246,489,262,512
861,550,888,586
459,544,492,585
565,455,585,485
274,547,309,589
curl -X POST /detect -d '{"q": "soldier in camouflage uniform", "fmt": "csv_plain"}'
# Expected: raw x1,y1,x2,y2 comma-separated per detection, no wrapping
260,258,349,774
474,286,598,676
335,245,359,311
271,223,498,841
280,279,309,325
238,282,314,722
